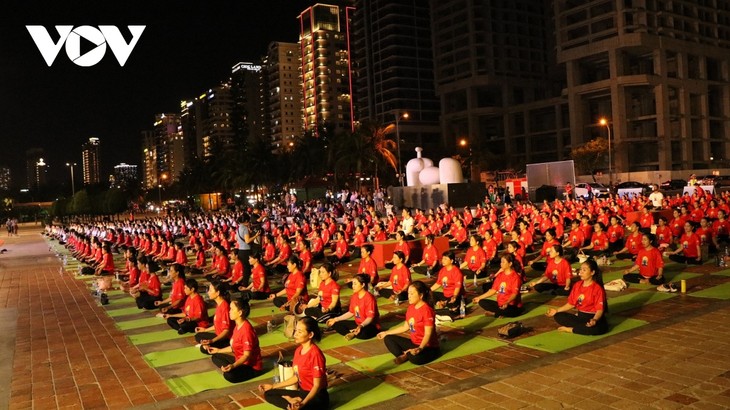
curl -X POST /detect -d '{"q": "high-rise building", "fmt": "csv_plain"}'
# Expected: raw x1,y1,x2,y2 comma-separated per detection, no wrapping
231,62,266,145
430,0,569,167
141,130,157,190
81,137,101,185
25,148,47,190
263,42,304,150
153,114,184,183
298,3,356,135
191,84,236,158
555,0,730,171
352,0,441,152
0,167,10,191
111,163,138,189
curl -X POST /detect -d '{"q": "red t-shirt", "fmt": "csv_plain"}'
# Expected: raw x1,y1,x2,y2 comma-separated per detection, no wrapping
436,266,463,298
230,260,244,284
318,279,340,309
214,255,231,278
490,270,522,307
388,264,411,293
195,250,206,268
102,253,115,272
421,244,439,267
568,228,585,248
453,226,467,244
310,237,324,254
635,247,664,278
624,233,641,255
394,241,411,260
284,270,308,302
590,232,609,251
251,263,270,293
406,303,438,348
231,320,262,371
568,281,606,314
678,233,700,258
127,266,140,287
144,274,161,297
348,291,380,328
544,258,571,286
170,278,186,305
335,239,349,258
358,257,379,285
299,249,313,274
607,225,625,244
183,293,210,328
482,239,497,261
465,246,486,271
213,299,232,336
293,344,327,392
655,225,672,245
175,249,187,265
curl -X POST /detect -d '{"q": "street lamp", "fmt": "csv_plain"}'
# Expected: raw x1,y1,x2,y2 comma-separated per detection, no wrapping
599,118,613,188
65,162,76,196
391,110,409,186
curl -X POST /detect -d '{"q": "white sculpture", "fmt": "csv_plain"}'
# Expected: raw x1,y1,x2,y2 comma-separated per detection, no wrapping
405,147,464,186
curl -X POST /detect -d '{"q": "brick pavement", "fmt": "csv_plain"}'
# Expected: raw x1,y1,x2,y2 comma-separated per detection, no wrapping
3,224,730,409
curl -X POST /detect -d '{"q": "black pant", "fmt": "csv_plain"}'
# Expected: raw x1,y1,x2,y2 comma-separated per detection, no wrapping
533,282,571,296
211,353,259,383
136,291,161,310
331,321,379,340
304,305,341,323
607,240,624,254
378,288,407,301
554,311,608,335
241,290,270,301
412,264,440,277
478,299,523,318
264,388,329,410
167,317,197,334
614,252,636,261
530,262,547,272
237,248,252,286
195,332,230,354
432,292,462,317
383,335,440,365
623,274,665,285
668,254,702,264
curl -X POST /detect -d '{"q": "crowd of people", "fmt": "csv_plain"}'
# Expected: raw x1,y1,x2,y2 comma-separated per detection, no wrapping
45,183,728,408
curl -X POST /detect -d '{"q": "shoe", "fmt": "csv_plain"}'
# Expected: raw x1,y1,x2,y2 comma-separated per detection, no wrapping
435,314,453,323
656,284,671,292
393,354,408,365
520,285,530,294
344,332,356,341
667,282,678,293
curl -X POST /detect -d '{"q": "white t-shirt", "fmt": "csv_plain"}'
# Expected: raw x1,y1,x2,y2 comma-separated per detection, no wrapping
649,191,664,208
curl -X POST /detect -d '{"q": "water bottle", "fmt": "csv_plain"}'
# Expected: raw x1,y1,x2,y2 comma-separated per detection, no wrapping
459,299,465,319
426,268,431,279
267,320,274,333
394,296,400,307
63,255,68,266
473,274,478,288
273,374,280,385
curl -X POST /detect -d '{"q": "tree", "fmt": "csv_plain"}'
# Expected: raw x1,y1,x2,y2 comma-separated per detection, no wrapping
571,137,609,176
330,122,398,189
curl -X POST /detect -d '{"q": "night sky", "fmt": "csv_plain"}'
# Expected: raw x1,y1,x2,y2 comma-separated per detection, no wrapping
0,0,309,187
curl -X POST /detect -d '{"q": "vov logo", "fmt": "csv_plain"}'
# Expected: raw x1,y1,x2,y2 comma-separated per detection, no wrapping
26,25,145,67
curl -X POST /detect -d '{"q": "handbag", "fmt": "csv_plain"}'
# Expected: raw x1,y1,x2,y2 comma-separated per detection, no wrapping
497,321,525,339
277,352,298,391
604,278,628,292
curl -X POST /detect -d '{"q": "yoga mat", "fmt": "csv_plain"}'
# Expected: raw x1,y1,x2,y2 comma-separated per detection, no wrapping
258,330,292,347
690,282,730,300
128,329,191,345
514,317,647,353
443,302,550,332
106,306,144,318
165,353,341,396
346,336,505,375
144,345,208,368
711,268,730,277
609,259,634,268
609,291,676,313
245,379,407,410
250,305,280,319
116,316,166,330
628,272,702,290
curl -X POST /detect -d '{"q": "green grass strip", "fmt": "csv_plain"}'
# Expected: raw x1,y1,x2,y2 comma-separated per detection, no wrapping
609,291,677,313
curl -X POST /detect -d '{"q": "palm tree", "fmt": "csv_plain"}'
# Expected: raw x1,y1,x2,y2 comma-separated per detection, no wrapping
331,121,398,189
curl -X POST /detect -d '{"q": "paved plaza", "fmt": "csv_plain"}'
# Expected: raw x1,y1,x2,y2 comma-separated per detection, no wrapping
2,224,730,409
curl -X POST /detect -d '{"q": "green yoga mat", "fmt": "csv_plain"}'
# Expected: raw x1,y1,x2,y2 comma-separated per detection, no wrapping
514,317,647,353
627,272,702,290
250,305,280,319
144,345,208,368
442,304,548,331
116,316,166,330
315,319,400,350
690,282,730,300
346,336,505,375
711,268,730,277
246,379,407,410
609,291,676,313
165,353,341,396
106,306,145,317
128,329,191,345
